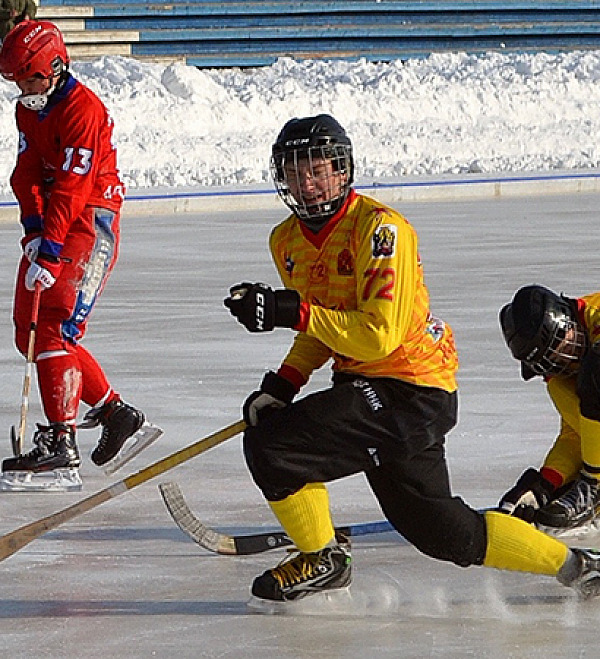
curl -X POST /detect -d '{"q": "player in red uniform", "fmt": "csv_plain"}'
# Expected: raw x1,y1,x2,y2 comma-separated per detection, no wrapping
0,20,157,489
224,114,600,606
499,285,600,530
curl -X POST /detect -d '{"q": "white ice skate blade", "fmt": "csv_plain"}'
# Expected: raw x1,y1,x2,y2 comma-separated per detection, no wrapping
247,587,353,616
537,517,600,541
100,423,163,476
0,468,83,492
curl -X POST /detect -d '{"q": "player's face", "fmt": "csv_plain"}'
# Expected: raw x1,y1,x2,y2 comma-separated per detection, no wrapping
550,325,585,369
531,322,587,377
16,74,53,95
284,157,346,208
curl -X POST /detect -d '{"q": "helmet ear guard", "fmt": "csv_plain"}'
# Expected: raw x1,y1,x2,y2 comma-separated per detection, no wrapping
500,285,588,380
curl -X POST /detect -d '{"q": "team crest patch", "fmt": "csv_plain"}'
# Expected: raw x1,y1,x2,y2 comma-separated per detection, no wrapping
426,315,445,342
337,249,354,276
372,224,397,258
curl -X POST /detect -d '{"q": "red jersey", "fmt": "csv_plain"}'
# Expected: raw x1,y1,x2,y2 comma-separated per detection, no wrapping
9,74,124,258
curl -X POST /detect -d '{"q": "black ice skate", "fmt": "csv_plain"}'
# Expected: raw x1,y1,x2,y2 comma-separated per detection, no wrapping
83,399,162,475
557,548,600,599
0,423,82,492
536,474,600,530
250,540,352,603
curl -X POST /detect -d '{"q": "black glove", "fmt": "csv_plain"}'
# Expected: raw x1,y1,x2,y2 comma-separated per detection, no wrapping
224,282,300,332
243,371,297,426
498,467,555,523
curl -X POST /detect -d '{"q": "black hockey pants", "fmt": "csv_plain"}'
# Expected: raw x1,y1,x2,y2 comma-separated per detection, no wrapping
243,373,487,568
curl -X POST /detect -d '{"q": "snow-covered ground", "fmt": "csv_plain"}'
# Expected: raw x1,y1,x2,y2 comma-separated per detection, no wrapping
1,50,600,195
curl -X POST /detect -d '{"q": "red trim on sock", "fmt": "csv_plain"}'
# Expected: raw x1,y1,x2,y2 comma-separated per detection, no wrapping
540,467,563,490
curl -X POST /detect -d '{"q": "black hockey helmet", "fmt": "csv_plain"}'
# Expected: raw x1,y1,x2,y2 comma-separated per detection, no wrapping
500,284,587,380
270,114,354,224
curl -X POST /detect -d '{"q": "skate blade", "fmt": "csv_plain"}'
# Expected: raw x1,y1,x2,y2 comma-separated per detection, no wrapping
247,586,352,616
101,423,163,476
0,468,83,492
537,518,600,541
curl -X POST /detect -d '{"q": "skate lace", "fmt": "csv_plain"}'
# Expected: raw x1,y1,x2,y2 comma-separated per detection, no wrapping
30,426,54,457
93,405,121,452
561,480,598,513
271,550,323,588
95,427,111,451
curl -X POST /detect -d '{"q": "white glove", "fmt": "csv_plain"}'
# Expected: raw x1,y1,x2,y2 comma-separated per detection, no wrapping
498,467,554,522
23,237,41,263
25,261,56,291
243,391,287,426
242,371,297,426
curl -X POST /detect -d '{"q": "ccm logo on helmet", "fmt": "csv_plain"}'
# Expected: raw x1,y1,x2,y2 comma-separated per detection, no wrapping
285,138,310,147
24,25,44,44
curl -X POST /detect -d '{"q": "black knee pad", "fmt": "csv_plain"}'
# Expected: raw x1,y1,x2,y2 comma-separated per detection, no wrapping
242,424,300,501
417,504,487,568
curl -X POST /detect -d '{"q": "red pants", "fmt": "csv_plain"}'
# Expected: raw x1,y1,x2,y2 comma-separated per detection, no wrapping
13,208,120,424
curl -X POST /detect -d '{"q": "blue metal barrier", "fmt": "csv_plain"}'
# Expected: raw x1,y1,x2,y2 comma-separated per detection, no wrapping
38,0,600,68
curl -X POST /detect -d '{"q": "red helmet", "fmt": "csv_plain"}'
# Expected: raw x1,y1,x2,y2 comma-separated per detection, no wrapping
0,20,69,82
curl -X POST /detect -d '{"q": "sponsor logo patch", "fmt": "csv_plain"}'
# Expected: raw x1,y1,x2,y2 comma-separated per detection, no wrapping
353,379,384,412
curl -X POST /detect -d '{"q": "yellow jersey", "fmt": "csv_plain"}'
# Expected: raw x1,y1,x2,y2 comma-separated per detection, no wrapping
269,190,458,393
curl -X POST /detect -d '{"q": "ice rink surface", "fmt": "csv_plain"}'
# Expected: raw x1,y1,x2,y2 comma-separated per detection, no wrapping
0,190,598,658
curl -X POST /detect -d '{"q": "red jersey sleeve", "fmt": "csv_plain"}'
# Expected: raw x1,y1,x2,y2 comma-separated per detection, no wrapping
10,115,45,235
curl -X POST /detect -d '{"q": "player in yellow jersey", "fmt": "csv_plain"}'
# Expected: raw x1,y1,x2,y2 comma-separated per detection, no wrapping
224,114,600,605
499,285,600,531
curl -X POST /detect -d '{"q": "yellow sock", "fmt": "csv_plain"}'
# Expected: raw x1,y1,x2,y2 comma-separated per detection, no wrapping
580,416,600,479
268,483,335,553
483,510,568,575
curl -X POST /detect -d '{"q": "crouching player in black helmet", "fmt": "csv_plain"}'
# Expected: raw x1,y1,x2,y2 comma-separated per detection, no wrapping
499,284,600,534
224,114,600,606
